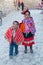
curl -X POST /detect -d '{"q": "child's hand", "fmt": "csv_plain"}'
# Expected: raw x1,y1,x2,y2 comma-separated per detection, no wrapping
4,35,10,43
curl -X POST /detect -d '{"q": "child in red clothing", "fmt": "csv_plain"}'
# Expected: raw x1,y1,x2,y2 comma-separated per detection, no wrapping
5,21,24,58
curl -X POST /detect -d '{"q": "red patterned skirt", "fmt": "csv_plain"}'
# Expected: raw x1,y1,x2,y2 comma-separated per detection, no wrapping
22,32,35,46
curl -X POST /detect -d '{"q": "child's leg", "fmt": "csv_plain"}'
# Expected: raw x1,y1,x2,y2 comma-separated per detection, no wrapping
30,45,33,53
24,46,27,53
14,43,18,55
15,44,18,54
9,43,14,56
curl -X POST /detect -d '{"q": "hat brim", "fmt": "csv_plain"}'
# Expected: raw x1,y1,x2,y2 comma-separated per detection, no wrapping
21,8,29,15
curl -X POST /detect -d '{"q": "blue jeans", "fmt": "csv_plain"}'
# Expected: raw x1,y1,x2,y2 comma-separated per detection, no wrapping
9,41,18,56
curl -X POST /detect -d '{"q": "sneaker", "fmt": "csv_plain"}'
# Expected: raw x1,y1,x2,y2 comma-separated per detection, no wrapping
14,53,18,56
9,56,13,59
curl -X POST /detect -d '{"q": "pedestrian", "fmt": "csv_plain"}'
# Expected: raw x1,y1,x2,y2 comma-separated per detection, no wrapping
21,2,24,10
18,0,20,8
5,21,24,58
20,8,36,53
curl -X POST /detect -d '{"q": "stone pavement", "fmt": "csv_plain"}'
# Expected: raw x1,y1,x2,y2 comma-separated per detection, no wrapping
0,10,43,65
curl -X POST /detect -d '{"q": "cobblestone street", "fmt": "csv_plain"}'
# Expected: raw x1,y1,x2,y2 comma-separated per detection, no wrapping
0,10,43,65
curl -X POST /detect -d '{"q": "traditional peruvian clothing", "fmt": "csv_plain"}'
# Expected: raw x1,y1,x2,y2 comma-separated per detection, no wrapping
5,26,24,44
20,17,36,46
5,26,24,56
20,8,36,53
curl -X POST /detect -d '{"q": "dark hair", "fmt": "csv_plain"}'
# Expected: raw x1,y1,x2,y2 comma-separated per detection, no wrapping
28,11,30,15
23,10,30,15
13,21,19,25
24,10,30,15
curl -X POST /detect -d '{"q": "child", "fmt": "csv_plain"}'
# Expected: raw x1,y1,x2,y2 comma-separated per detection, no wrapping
20,8,36,53
5,21,24,58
